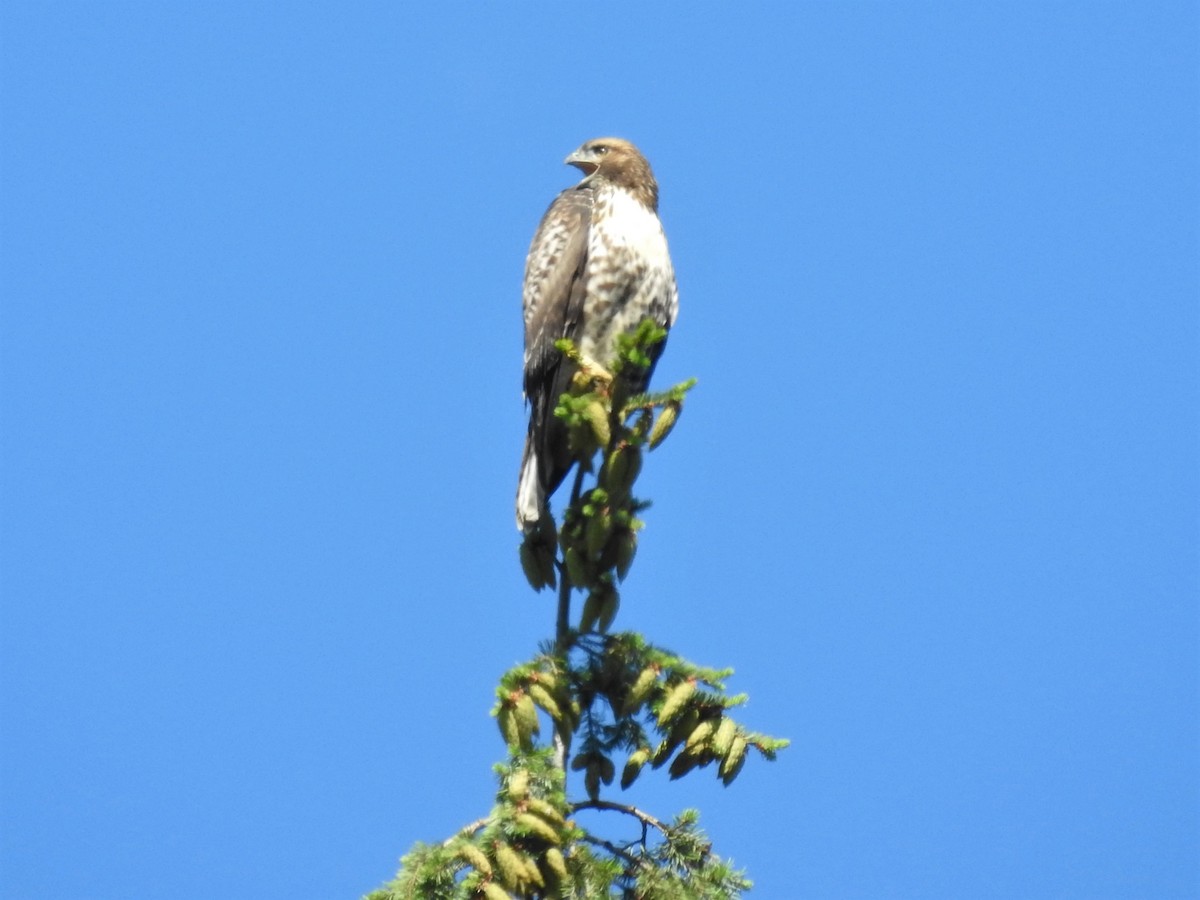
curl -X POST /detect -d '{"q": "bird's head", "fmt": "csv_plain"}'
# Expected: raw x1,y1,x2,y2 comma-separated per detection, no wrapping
565,137,659,209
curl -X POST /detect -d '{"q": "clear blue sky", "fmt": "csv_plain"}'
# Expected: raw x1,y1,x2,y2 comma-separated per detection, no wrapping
2,4,1196,898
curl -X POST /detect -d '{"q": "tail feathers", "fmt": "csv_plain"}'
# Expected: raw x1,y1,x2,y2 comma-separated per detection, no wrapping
516,440,544,531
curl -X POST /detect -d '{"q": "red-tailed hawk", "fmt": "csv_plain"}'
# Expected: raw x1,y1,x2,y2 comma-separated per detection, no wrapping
517,137,679,530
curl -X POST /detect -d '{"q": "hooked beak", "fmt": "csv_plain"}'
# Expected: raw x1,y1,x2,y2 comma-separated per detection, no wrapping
565,147,599,175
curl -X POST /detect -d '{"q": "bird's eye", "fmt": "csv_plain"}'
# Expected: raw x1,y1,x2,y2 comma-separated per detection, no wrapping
594,145,609,155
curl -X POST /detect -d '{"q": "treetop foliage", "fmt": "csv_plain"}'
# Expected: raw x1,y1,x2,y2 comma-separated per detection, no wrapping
368,322,786,899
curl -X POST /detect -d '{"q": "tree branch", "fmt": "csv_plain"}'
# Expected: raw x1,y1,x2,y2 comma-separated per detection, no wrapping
571,799,669,836
551,463,588,772
439,817,489,846
555,463,588,650
579,832,642,867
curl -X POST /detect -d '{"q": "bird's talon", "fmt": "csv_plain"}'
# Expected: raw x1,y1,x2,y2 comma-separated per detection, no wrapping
577,354,614,387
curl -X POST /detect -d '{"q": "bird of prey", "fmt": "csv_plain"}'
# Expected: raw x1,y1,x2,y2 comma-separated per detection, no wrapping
516,137,679,531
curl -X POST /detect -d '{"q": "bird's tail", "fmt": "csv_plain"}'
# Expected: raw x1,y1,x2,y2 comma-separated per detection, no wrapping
515,436,544,531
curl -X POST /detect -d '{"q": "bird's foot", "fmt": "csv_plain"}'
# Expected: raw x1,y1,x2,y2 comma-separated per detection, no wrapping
574,353,614,389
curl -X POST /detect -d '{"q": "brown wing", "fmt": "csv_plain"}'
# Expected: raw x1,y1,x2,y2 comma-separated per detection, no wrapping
523,185,593,397
519,185,594,517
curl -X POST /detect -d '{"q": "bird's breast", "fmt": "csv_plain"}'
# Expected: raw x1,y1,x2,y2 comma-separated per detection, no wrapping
580,188,677,364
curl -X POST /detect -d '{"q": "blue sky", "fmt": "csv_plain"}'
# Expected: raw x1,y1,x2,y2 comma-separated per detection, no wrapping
1,3,1196,898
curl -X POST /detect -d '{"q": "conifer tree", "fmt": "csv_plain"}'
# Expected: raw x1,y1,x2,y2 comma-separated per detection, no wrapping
367,323,787,899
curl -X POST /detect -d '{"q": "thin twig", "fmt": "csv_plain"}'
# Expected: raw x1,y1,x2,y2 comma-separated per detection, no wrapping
579,832,641,867
571,799,670,836
551,463,588,771
555,465,588,651
440,817,489,846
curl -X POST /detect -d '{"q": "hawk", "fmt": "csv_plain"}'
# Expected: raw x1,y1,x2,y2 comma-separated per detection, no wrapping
517,137,679,530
